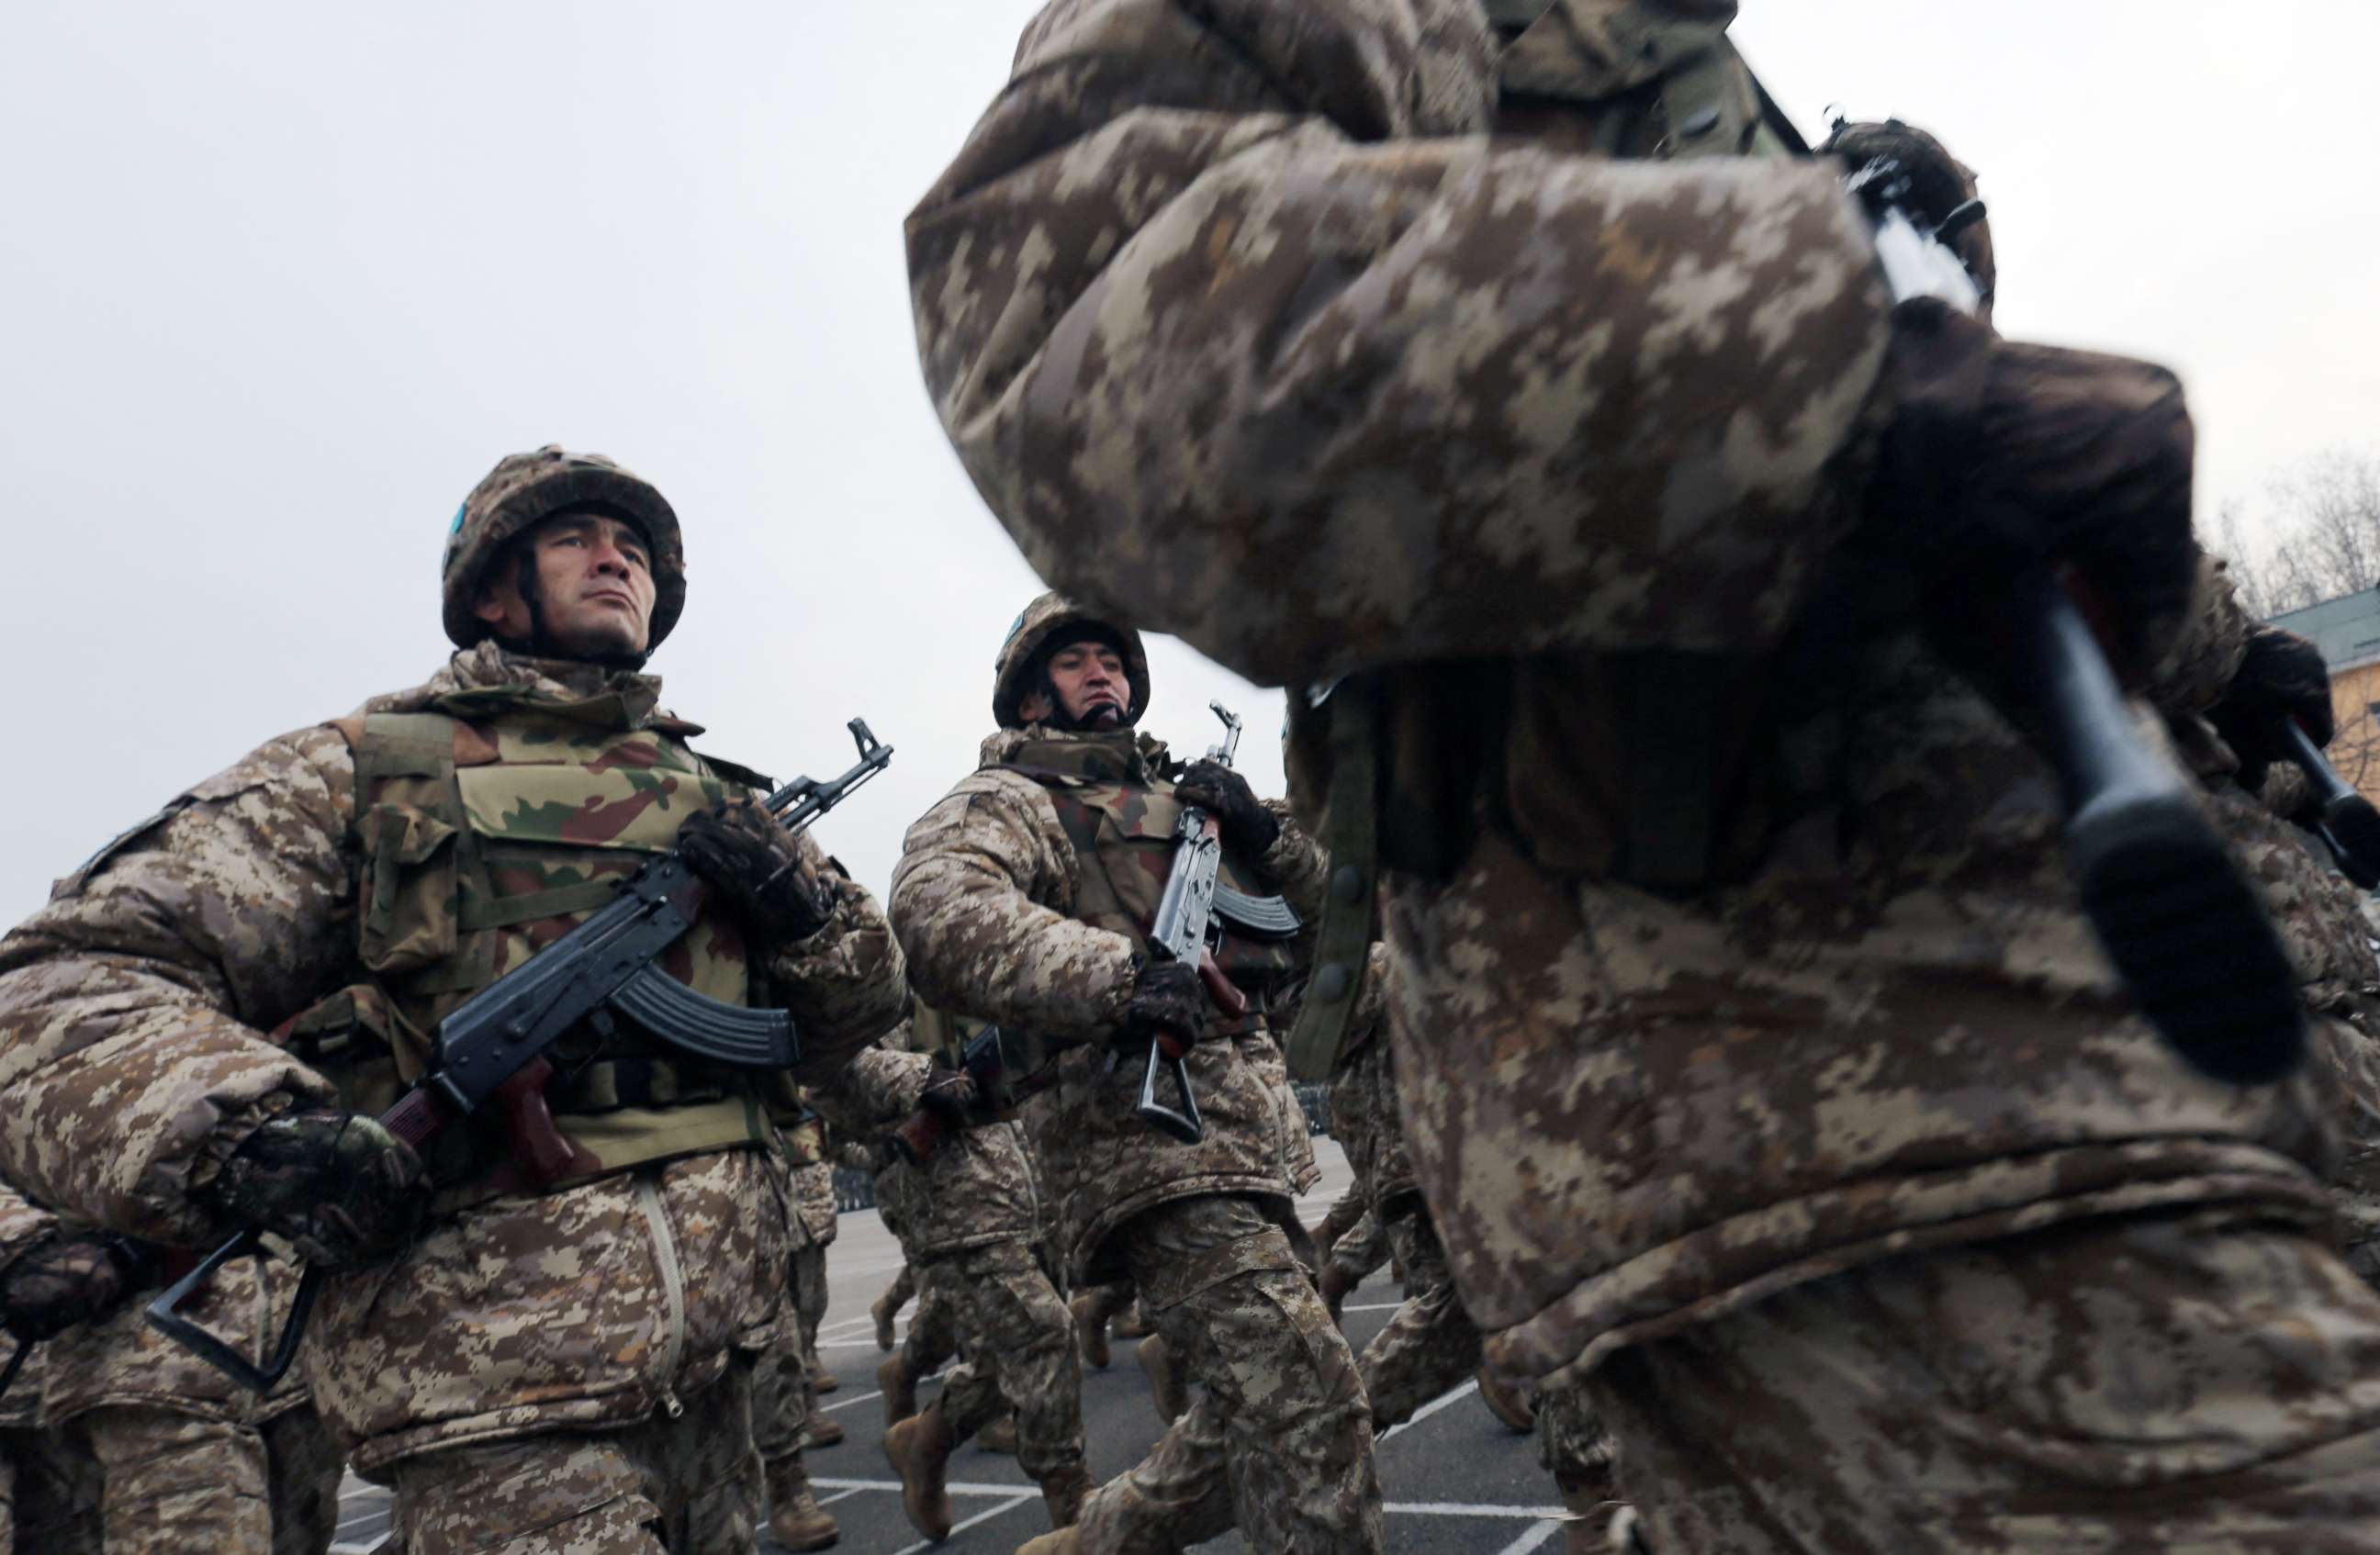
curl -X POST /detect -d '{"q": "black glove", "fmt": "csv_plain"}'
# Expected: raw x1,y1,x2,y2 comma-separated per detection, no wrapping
1120,958,1208,1051
1173,761,1279,858
2211,624,2335,791
1870,299,2198,681
200,1110,425,1268
0,1233,153,1344
679,798,836,945
1823,117,1995,312
917,1068,983,1127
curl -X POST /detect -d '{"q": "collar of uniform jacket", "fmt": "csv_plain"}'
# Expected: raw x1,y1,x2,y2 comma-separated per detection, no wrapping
975,724,1173,783
399,639,692,735
1498,0,1737,103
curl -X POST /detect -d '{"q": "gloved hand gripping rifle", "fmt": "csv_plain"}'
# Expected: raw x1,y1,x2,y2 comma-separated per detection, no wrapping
1847,156,2305,1086
150,719,894,1391
2272,719,2380,889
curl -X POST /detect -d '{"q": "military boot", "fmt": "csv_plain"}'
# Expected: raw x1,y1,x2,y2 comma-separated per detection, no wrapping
1137,1332,1187,1423
1110,1300,1153,1340
1038,1463,1093,1528
814,1367,841,1393
804,1411,845,1449
878,1353,919,1428
884,1399,960,1542
977,1413,1018,1454
1014,1530,1083,1555
872,1290,900,1352
1069,1292,1110,1370
764,1454,841,1551
1477,1365,1537,1434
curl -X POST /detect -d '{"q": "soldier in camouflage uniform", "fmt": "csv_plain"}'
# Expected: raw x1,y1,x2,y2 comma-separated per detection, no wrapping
891,595,1378,1555
1,1164,342,1554
817,1029,1092,1538
907,6,2380,1549
0,446,908,1555
750,1110,841,1549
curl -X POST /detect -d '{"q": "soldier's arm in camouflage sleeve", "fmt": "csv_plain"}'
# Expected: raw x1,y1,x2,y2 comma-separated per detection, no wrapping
1259,798,1329,925
889,771,1135,1046
0,1181,58,1275
907,0,1896,688
827,1044,938,1135
0,729,353,1247
761,834,910,1082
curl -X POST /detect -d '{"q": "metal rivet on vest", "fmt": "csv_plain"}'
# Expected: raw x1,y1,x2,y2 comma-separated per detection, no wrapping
1330,865,1365,906
1679,106,1723,140
1313,962,1353,1003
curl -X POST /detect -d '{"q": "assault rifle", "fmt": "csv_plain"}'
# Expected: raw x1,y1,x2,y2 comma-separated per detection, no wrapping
2277,720,2380,889
891,1024,1046,1165
1847,153,2305,1086
150,719,894,1391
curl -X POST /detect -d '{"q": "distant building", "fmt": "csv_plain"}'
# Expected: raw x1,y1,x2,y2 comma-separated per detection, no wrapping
2273,587,2380,799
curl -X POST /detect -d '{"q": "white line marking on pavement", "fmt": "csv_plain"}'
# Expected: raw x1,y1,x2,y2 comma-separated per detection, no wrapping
889,1490,1040,1554
821,1387,882,1413
1377,1379,1479,1443
811,1477,1040,1497
1342,1302,1404,1313
1383,1503,1570,1519
815,1487,869,1506
1491,1518,1567,1553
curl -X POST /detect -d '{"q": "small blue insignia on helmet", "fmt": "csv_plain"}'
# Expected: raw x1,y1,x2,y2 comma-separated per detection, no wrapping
448,502,467,536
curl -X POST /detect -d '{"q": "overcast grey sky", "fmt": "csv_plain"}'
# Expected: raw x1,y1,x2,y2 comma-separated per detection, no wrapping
4,2,2375,916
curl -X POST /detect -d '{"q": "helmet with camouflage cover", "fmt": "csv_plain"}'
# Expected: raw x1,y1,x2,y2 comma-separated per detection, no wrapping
441,445,687,650
993,592,1151,729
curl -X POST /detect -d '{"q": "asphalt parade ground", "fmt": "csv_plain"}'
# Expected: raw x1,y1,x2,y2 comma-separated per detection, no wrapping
331,1137,1574,1553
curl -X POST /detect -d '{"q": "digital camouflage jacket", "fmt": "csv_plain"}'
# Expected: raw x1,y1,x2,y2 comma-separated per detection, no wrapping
824,1041,1043,1261
890,726,1328,1285
907,0,2343,1392
0,643,907,1466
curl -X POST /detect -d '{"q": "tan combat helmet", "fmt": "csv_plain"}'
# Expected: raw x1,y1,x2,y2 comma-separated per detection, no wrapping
441,445,687,650
993,592,1151,729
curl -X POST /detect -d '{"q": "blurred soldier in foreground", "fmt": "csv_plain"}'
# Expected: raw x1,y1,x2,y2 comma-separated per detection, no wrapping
0,446,908,1554
891,597,1377,1553
906,4,2380,1549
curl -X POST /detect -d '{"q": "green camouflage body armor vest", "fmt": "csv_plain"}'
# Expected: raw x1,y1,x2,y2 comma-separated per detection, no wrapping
1005,734,1298,1033
288,691,780,1205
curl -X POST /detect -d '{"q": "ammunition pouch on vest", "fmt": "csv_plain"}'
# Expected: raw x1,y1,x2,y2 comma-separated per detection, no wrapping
314,707,780,1209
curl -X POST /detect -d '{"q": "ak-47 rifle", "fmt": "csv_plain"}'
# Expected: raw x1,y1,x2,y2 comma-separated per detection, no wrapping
150,719,894,1391
1844,152,2305,1086
891,1024,1047,1165
2274,719,2380,889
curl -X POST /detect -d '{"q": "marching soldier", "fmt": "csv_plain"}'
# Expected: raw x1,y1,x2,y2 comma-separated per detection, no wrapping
0,446,908,1553
890,595,1378,1554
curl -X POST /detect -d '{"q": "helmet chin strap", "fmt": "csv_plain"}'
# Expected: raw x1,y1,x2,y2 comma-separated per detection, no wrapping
492,550,651,673
1036,671,1131,733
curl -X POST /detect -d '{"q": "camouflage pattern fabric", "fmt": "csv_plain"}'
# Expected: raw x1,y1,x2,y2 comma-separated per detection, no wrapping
901,1277,960,1384
823,1044,1041,1259
1357,1210,1481,1431
390,1359,762,1555
45,1404,342,1555
915,1241,1086,1490
0,643,904,1478
1078,1196,1381,1554
1535,1387,1619,1509
891,725,1321,1286
749,1319,810,1467
1242,1030,1321,1196
0,1426,95,1555
793,1161,838,1248
1587,1213,2380,1554
1326,1208,1391,1295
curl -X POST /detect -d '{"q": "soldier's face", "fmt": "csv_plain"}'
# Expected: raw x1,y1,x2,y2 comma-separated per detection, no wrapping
475,513,656,657
1022,641,1128,728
